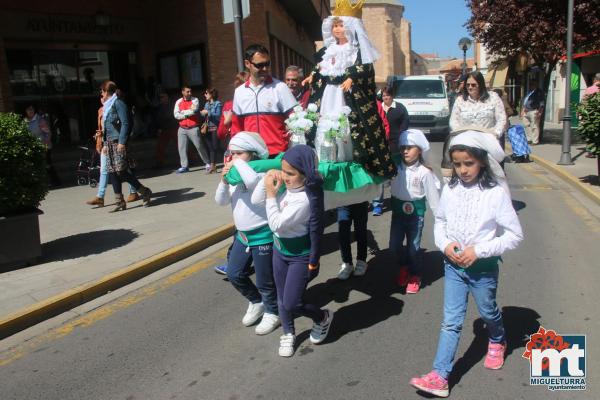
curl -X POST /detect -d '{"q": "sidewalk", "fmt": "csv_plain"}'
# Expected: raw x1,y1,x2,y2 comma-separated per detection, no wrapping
0,167,232,321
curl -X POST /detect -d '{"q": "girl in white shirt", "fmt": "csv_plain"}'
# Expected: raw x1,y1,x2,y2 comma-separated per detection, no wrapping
253,145,333,357
215,132,280,336
390,129,440,294
410,131,523,398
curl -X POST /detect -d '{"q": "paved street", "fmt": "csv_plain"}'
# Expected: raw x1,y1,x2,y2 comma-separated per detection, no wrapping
1,142,599,400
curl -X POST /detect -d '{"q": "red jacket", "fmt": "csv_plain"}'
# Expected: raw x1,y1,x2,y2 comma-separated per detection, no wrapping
217,100,241,140
174,97,201,129
377,100,390,139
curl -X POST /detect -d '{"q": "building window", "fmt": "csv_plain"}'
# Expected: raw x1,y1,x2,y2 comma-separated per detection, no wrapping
158,46,205,90
269,36,313,81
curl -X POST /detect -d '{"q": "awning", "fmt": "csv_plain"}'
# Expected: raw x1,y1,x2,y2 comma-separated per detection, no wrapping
488,62,509,88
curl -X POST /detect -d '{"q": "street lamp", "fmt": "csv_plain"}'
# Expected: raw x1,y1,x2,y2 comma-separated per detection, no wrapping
558,0,574,165
458,37,472,76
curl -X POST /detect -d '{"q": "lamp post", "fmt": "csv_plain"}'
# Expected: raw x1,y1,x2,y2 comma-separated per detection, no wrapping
558,0,574,165
458,37,472,76
232,0,245,73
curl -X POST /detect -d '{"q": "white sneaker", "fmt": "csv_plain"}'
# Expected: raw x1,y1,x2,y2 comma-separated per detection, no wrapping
279,333,296,357
255,313,280,335
309,309,334,344
337,263,354,280
353,259,368,276
242,302,265,326
205,163,211,171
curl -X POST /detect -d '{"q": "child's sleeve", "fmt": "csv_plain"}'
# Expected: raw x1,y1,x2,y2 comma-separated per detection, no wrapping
233,159,260,190
423,171,441,215
215,182,231,206
251,177,267,205
474,189,524,258
266,196,306,233
433,186,451,253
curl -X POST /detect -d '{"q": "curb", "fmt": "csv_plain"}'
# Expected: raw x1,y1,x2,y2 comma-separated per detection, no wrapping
0,223,234,340
530,154,600,206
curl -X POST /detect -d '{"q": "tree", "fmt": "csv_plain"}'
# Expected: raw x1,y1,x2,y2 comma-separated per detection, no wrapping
576,92,600,178
466,0,600,137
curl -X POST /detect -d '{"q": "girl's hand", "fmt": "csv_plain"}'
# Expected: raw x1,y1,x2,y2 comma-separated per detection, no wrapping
302,75,313,87
101,146,108,155
200,109,209,116
265,170,282,198
340,78,353,92
460,246,478,268
444,242,464,265
117,144,126,153
221,161,233,183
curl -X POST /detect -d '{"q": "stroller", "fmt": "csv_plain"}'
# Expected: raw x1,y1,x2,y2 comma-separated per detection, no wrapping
76,141,101,187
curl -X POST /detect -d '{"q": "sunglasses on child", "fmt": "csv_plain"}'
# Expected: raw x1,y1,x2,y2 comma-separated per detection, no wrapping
249,61,271,69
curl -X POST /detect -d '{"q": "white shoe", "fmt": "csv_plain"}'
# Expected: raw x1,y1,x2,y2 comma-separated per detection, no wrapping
242,302,265,326
255,312,280,335
205,163,211,171
337,263,354,280
279,333,296,357
353,259,368,276
310,309,334,344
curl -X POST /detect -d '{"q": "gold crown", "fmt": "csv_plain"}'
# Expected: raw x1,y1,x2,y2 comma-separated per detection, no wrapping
332,0,365,18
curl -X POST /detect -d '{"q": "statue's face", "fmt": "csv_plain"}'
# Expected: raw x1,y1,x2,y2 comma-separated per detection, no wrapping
332,21,346,42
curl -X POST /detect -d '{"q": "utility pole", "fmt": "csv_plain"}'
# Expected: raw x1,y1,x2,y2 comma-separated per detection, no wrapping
233,0,244,72
558,0,574,165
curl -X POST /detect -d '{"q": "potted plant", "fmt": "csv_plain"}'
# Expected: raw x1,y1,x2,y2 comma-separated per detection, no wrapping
0,112,48,268
576,92,600,179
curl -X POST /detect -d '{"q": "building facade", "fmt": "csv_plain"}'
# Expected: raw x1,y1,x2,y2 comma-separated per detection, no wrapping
0,0,328,144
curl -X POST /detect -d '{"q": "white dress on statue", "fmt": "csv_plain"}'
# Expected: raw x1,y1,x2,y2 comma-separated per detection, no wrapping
315,42,357,162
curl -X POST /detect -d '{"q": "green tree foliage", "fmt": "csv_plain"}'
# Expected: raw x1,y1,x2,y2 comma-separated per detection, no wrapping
0,112,48,216
576,92,600,176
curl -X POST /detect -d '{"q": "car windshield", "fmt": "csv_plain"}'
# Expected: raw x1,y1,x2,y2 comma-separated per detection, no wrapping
393,80,446,99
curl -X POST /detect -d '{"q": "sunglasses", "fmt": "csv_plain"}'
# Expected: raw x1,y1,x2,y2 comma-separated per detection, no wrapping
466,83,479,87
250,61,270,69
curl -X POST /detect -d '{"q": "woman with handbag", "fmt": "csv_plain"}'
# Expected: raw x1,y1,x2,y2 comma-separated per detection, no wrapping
201,88,223,174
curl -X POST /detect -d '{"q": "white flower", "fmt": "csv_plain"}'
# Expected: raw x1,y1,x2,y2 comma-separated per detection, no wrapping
341,106,352,116
307,103,318,112
296,111,307,119
293,105,304,113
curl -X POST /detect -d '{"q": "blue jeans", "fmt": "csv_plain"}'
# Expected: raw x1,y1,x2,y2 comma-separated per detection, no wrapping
226,237,278,314
337,202,369,264
389,213,424,276
372,185,385,209
432,261,505,379
97,152,136,198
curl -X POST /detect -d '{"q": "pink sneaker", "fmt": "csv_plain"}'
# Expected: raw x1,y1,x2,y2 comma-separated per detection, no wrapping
406,275,421,294
396,266,410,287
484,341,506,370
410,370,449,397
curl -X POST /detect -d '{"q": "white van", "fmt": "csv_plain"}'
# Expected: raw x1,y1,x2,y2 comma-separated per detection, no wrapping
387,75,450,135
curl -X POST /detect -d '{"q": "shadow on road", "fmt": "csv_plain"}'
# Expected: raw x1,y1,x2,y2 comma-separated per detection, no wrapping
148,188,205,206
512,199,527,212
448,306,541,389
37,229,140,265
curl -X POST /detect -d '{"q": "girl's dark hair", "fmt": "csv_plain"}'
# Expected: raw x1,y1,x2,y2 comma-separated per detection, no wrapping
461,71,489,102
381,86,392,96
205,87,219,100
448,144,497,189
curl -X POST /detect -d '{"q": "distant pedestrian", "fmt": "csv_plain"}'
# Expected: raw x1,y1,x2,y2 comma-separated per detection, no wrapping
86,95,137,207
25,104,61,187
215,131,280,336
232,44,297,156
153,92,179,168
520,80,545,145
253,145,333,357
285,65,310,109
390,130,440,294
409,130,523,398
443,72,506,182
174,85,210,173
200,88,222,174
101,80,152,211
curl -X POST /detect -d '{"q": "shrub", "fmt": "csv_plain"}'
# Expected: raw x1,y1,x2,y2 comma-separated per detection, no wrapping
576,92,600,176
0,112,48,216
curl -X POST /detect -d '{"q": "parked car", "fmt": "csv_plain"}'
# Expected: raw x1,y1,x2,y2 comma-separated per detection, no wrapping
387,75,450,136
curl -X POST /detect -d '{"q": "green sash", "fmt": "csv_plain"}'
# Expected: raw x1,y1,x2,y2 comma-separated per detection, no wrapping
456,256,501,273
237,225,273,247
391,196,427,217
273,235,311,257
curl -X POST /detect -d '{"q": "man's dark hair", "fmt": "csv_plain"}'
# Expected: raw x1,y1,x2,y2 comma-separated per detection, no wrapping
181,84,192,91
244,44,269,61
461,71,489,102
101,80,118,95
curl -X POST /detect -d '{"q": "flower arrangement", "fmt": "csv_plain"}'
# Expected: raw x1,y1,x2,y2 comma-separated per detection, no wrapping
285,104,319,143
320,106,351,142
